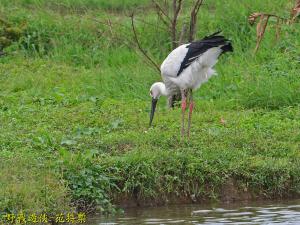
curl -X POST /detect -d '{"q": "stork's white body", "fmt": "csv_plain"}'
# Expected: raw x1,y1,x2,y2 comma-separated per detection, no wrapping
161,44,222,91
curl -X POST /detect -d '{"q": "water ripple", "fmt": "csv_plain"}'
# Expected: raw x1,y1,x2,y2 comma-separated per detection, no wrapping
90,200,300,225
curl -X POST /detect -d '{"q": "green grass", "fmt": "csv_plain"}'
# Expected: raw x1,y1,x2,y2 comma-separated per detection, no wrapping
0,0,300,216
0,152,71,215
0,0,149,11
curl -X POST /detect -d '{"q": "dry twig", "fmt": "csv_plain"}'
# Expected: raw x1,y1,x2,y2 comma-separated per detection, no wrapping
291,0,300,22
249,12,287,53
249,0,300,53
130,13,161,73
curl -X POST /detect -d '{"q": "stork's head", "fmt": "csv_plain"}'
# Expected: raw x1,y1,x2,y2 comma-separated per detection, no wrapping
149,82,167,126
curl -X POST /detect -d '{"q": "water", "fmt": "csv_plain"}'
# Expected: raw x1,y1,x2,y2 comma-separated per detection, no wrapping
88,200,300,225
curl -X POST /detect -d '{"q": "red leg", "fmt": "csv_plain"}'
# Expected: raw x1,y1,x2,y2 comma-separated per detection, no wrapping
182,98,187,111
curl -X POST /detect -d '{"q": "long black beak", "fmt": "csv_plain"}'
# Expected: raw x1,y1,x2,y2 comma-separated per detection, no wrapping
149,98,158,126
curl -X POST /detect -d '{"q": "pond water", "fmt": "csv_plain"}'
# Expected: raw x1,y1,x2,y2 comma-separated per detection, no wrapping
88,199,300,225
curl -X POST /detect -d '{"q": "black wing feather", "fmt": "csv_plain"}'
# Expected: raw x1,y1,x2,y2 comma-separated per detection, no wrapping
176,31,233,76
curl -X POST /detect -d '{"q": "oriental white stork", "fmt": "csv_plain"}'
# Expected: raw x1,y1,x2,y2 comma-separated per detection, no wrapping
149,31,233,138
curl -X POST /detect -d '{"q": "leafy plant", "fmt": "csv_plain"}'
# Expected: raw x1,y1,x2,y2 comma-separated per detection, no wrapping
19,28,53,55
0,18,26,53
57,149,119,214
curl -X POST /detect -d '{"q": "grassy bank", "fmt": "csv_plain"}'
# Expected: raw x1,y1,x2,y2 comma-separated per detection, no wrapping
0,0,300,216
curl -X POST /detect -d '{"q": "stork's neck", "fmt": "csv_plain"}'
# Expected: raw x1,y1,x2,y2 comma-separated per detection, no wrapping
159,82,168,96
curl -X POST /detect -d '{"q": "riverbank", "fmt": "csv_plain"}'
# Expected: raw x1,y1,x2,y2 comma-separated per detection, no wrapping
0,0,299,216
56,101,300,213
114,178,300,208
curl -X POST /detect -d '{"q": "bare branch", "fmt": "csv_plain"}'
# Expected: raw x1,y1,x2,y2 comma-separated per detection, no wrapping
130,13,161,74
163,0,170,16
155,9,170,27
92,16,161,74
171,0,183,49
189,0,204,42
152,0,172,22
178,23,188,45
194,0,203,14
174,0,183,16
92,18,129,29
134,17,165,31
